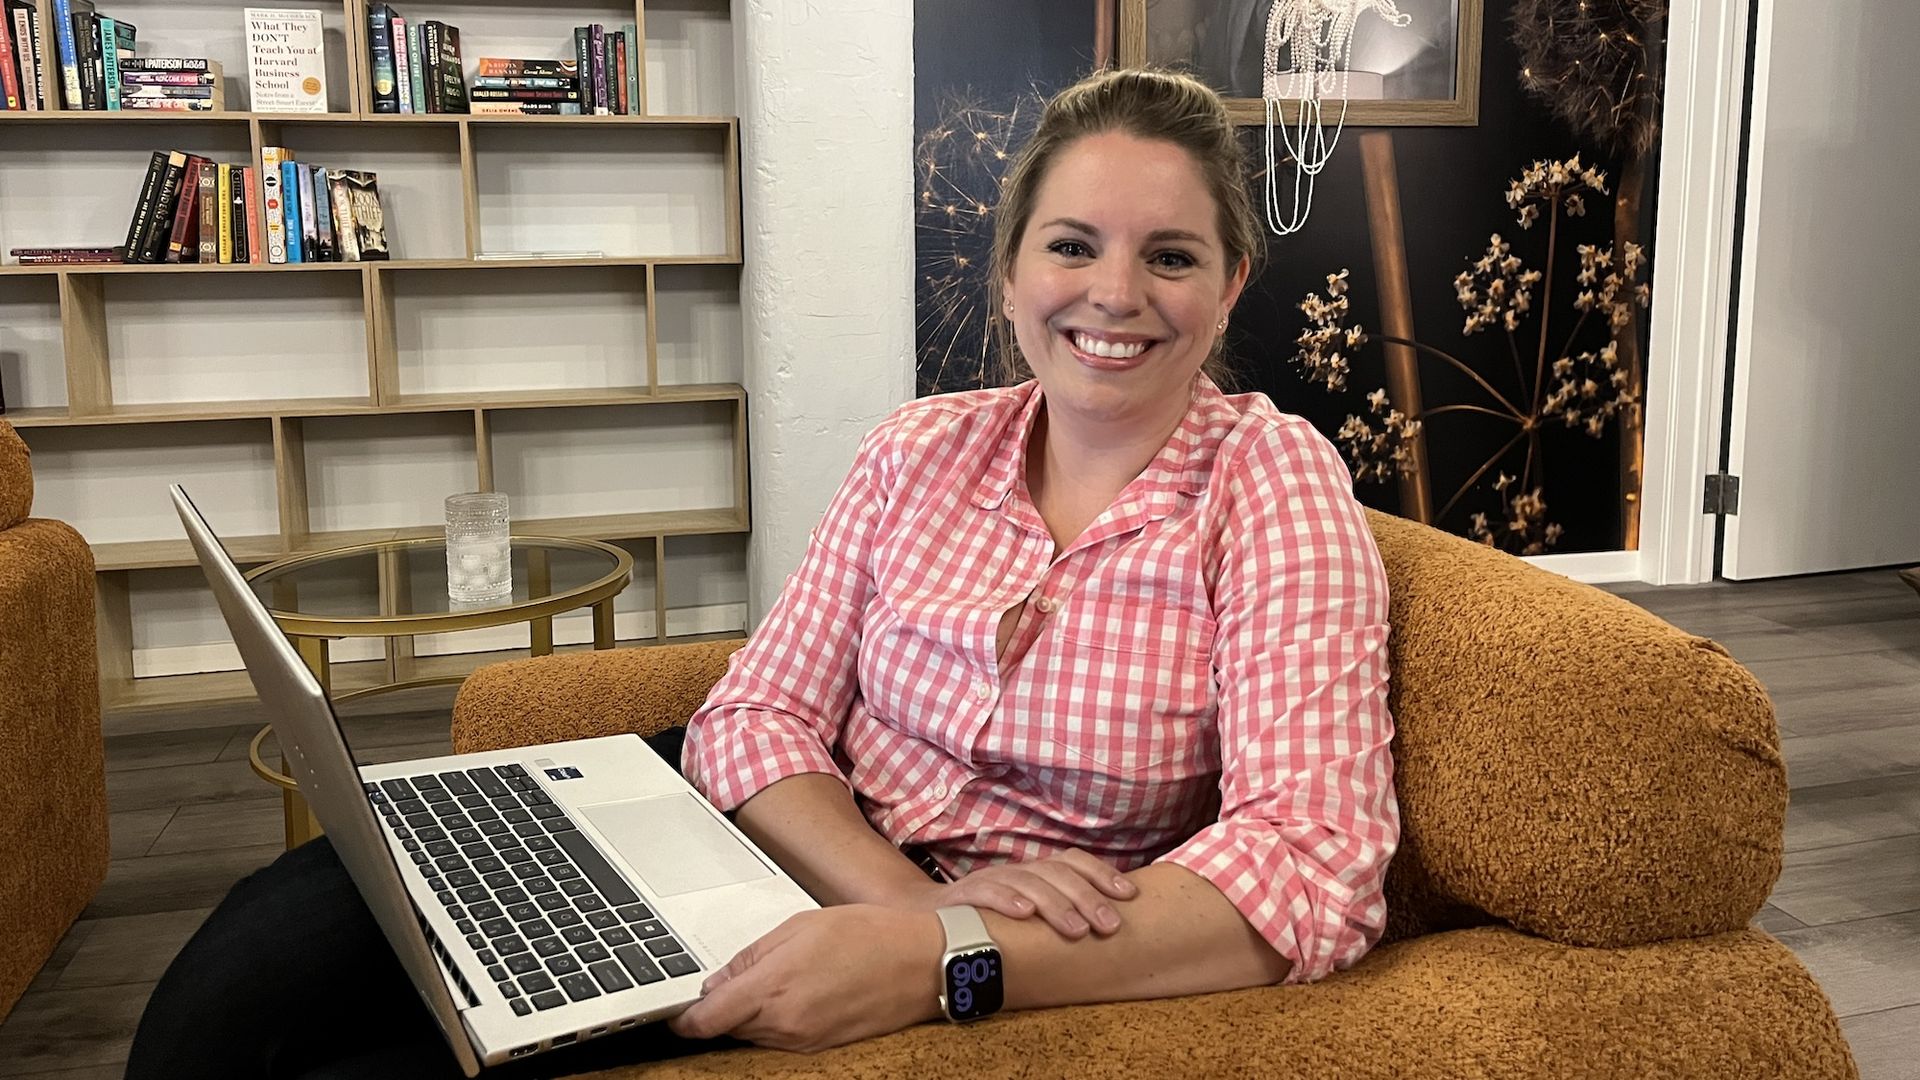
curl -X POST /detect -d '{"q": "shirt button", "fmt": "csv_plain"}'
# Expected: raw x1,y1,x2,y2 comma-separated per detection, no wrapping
974,682,993,700
1034,595,1058,614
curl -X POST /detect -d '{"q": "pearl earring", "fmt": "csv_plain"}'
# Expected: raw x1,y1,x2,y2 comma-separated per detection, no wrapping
1217,318,1228,332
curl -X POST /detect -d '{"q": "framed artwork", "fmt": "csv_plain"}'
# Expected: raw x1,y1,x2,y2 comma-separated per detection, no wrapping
1119,0,1483,126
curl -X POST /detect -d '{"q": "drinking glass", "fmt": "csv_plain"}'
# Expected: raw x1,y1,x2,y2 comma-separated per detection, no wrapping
445,492,511,603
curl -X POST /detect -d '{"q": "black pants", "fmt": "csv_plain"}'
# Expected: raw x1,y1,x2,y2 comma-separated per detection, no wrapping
126,728,743,1080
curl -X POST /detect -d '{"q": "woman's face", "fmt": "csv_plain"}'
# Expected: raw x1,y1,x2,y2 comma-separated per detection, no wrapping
1005,130,1248,430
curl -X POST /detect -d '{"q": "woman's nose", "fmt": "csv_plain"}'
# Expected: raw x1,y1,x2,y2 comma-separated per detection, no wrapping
1086,256,1145,317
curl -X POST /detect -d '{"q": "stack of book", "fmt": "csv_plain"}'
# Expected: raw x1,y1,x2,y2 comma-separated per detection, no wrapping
566,24,639,116
261,147,389,263
469,58,580,116
122,150,261,264
120,57,225,111
8,245,124,265
365,4,465,114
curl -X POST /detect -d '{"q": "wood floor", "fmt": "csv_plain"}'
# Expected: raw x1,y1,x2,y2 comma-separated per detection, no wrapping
1,569,1915,1078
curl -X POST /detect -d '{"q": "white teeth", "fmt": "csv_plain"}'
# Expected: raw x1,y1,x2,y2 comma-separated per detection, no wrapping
1071,332,1149,359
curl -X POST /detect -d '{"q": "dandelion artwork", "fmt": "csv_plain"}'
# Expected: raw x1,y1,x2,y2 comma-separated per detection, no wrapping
913,93,1042,395
1292,154,1650,555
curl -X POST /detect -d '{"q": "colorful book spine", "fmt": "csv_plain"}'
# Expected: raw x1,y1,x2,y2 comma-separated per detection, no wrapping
388,14,410,113
119,57,214,71
404,22,424,113
260,146,289,263
10,3,42,109
196,161,218,261
589,24,606,116
366,3,396,112
99,15,133,110
476,58,577,78
468,101,583,115
311,163,334,261
215,163,233,263
162,154,205,262
622,24,638,114
281,158,302,261
52,0,83,108
296,161,317,260
230,166,249,262
120,149,167,261
470,75,572,90
140,150,188,262
434,23,463,112
421,20,440,113
607,31,622,114
243,165,261,264
0,7,20,109
326,170,359,262
572,28,590,112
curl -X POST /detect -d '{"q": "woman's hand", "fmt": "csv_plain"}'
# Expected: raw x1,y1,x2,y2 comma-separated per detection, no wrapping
901,850,1138,940
668,905,944,1053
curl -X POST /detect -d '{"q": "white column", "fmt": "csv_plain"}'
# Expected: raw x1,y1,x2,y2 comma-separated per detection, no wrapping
733,0,917,625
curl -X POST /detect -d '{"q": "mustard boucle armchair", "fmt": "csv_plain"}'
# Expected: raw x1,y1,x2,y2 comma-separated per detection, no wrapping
451,509,1857,1079
0,420,109,1022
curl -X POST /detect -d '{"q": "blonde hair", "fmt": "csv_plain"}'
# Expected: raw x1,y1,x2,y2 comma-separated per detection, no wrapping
988,67,1264,387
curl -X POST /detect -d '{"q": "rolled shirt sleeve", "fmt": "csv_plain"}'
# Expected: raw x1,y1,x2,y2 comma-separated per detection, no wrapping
682,418,899,812
1155,419,1401,984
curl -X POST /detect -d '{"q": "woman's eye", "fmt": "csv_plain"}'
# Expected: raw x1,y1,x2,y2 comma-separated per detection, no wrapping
1153,250,1196,270
1047,239,1091,259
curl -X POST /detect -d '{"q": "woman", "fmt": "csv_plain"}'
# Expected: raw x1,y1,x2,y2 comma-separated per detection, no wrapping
127,66,1398,1078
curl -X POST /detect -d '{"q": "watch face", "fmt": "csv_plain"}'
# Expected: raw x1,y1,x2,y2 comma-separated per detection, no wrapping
944,948,1002,1021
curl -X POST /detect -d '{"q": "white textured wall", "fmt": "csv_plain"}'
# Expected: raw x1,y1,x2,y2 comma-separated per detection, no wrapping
734,0,917,624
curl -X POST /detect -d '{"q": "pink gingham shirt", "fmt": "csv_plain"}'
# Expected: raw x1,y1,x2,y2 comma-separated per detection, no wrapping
684,375,1399,984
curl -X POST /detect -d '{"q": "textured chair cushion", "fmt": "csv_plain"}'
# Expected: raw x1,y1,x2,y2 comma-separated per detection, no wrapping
1364,510,1786,948
0,421,30,531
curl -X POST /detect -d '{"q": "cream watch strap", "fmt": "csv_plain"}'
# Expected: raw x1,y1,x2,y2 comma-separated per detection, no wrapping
935,905,995,953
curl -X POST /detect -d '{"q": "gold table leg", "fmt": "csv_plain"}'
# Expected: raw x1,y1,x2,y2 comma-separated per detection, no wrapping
529,547,554,657
592,599,616,650
280,635,330,849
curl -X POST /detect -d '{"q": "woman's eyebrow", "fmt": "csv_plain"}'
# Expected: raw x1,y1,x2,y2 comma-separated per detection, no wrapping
1039,217,1211,246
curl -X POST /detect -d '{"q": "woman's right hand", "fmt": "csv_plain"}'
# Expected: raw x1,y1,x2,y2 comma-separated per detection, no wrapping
902,849,1139,940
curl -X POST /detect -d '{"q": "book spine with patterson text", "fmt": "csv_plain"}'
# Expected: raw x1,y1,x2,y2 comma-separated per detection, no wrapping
281,159,302,262
100,15,133,109
260,146,289,263
196,161,218,261
120,150,167,262
216,163,233,263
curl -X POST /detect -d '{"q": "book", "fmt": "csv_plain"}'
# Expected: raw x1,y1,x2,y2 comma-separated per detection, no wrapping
52,0,92,109
229,165,249,263
280,158,302,261
589,24,606,116
0,4,21,108
622,23,638,114
139,151,190,262
469,88,580,103
121,99,223,111
388,12,410,113
326,169,358,262
196,161,218,261
162,154,207,262
72,9,98,108
122,83,222,104
420,20,439,112
120,71,219,86
310,162,334,261
572,28,590,112
296,161,318,259
99,15,133,110
9,2,44,110
607,30,622,115
366,3,396,112
243,165,261,263
120,150,168,262
467,101,582,115
404,21,424,113
329,170,386,260
216,163,233,263
119,57,217,71
245,8,327,113
433,22,464,113
261,145,290,263
471,75,574,90
476,58,577,78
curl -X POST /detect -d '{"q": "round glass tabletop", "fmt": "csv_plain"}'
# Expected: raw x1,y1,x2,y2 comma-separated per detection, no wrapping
244,535,633,635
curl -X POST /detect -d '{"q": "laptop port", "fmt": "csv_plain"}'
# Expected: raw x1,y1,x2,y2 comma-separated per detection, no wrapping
589,1026,609,1037
552,1033,577,1047
617,1019,636,1029
509,1046,536,1058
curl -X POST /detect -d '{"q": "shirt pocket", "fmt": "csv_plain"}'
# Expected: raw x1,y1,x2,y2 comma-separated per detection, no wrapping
1044,604,1219,777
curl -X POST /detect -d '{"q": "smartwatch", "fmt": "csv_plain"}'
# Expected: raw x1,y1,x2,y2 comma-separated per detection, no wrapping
935,905,1003,1023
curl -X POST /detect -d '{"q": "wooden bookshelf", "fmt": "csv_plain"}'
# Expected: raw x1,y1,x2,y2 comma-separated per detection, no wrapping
0,0,746,706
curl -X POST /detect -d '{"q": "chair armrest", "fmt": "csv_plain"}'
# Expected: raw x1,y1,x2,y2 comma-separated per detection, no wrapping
450,639,746,755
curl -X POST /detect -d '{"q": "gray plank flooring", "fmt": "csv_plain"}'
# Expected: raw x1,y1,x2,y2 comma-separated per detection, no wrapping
0,570,1914,1078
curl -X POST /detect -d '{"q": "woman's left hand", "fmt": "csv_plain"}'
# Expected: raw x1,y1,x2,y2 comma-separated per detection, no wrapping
667,904,947,1053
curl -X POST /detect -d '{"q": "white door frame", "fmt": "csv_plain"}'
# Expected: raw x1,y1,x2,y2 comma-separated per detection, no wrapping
1633,0,1754,585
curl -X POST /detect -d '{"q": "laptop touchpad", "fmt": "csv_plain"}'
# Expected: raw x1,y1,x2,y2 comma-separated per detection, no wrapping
578,793,774,897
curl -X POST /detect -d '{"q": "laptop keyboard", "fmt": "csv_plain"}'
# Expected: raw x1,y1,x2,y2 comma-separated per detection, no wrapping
364,763,702,1017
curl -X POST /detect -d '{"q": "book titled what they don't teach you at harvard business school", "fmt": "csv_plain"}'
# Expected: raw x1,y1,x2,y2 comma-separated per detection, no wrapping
245,7,327,112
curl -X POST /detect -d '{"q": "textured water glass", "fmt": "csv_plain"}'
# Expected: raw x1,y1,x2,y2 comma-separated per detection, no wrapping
445,492,511,603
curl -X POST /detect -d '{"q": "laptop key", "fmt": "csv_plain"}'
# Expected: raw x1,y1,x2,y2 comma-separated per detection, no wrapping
420,787,454,804
402,839,422,854
528,803,563,820
532,937,568,958
550,865,582,882
480,917,514,939
477,949,498,965
615,904,654,924
448,905,468,921
384,815,403,829
439,771,477,796
501,848,535,866
394,798,428,816
560,973,601,1001
380,779,416,800
496,887,530,906
506,953,541,975
645,936,685,958
549,909,583,928
483,871,516,890
510,998,532,1017
496,935,529,955
446,870,478,888
436,890,457,907
467,768,511,798
491,795,520,812
502,808,533,825
586,910,620,930
468,901,504,921
470,806,501,823
425,876,446,893
525,877,558,895
410,851,430,866
512,821,546,839
659,953,702,978
630,920,667,940
501,981,521,998
559,879,593,897
546,954,583,976
544,818,579,834
600,927,634,946
536,893,572,912
536,849,570,867
611,945,665,985
441,814,473,830
456,885,489,905
574,895,608,913
507,902,540,923
425,840,457,858
477,819,509,836
411,774,445,789
405,812,436,830
452,828,483,845
588,959,634,994
512,862,545,880
455,919,477,935
456,793,489,811
520,972,556,994
530,990,566,1011
472,857,505,874
503,764,529,777
525,835,556,852
562,925,596,946
466,934,486,951
488,965,510,983
577,942,611,964
517,916,553,937
434,855,467,873
414,826,447,843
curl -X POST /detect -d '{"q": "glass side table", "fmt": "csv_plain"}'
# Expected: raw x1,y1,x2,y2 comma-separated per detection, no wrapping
243,535,634,848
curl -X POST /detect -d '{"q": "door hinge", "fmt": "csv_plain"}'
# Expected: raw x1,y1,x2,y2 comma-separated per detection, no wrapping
1703,473,1741,515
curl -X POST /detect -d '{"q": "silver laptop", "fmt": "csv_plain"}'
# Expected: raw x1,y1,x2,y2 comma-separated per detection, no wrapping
172,484,817,1075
